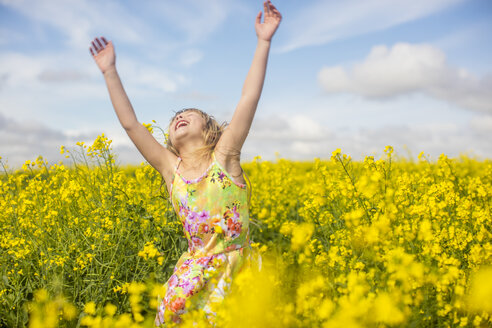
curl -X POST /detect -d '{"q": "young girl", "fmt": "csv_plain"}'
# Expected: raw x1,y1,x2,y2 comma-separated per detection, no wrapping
89,1,281,325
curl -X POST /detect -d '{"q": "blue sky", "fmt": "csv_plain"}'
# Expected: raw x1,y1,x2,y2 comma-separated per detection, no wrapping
0,0,491,169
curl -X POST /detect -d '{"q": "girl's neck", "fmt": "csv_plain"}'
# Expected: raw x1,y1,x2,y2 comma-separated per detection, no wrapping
178,149,212,171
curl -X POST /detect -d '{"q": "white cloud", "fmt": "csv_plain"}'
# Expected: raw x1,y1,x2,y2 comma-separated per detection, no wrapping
0,0,244,49
115,56,191,94
0,111,147,170
0,0,147,49
170,90,219,102
318,43,492,114
469,114,492,134
38,69,91,83
276,0,464,53
0,51,191,123
149,0,243,44
248,114,333,142
180,49,204,68
0,50,189,92
241,113,492,161
0,26,26,45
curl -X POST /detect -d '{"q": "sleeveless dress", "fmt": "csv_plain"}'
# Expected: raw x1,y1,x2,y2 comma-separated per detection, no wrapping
154,150,260,326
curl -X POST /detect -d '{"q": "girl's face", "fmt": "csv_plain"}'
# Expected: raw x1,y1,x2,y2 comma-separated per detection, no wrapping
168,110,207,149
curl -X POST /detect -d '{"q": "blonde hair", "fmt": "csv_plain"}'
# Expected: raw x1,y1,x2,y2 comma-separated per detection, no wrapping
166,108,227,158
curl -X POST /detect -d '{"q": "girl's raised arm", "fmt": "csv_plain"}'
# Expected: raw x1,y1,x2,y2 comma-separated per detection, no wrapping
89,37,176,180
215,0,282,157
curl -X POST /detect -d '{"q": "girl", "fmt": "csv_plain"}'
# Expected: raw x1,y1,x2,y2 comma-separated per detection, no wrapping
89,1,281,325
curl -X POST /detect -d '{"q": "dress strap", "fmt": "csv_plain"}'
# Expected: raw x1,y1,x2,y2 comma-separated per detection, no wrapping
169,156,182,203
174,156,182,174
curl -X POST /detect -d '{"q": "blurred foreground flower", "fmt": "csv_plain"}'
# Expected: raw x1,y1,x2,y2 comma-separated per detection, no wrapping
465,265,492,314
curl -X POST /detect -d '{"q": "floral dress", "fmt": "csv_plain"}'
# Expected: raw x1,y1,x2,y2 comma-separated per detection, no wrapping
155,150,260,326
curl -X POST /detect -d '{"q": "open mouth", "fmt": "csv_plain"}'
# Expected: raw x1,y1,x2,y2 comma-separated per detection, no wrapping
175,120,189,130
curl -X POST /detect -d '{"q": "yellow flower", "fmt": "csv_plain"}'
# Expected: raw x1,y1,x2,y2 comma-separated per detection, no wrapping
63,303,78,320
104,302,117,316
318,298,335,319
291,222,314,251
138,241,159,260
34,289,49,302
465,265,492,313
370,292,405,324
84,301,96,315
128,281,146,295
142,122,153,133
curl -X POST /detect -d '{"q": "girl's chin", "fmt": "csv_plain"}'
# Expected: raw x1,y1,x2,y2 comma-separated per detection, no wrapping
173,127,191,136
171,132,202,146
170,130,186,140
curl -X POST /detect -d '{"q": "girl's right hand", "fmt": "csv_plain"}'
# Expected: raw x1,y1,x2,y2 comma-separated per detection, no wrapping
89,36,115,74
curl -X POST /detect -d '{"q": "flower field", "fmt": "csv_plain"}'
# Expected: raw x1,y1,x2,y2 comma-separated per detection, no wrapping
1,132,491,327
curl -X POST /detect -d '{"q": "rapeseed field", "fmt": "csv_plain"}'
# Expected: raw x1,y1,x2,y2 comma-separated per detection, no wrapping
0,132,491,327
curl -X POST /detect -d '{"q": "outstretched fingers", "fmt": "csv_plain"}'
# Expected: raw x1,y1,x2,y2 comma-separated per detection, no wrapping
268,2,281,20
95,38,103,48
272,6,281,17
262,1,282,22
90,40,99,56
263,1,270,15
89,36,109,57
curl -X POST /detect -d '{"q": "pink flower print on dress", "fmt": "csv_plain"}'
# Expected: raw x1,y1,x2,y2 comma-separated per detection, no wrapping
178,194,189,215
184,209,210,236
200,222,210,234
198,210,209,221
190,275,203,295
227,219,242,238
197,256,211,266
210,170,231,189
168,274,178,289
155,302,165,326
190,236,204,251
177,261,191,275
223,205,242,238
165,283,176,298
180,279,196,297
169,296,186,313
183,221,192,237
183,211,198,235
198,210,210,233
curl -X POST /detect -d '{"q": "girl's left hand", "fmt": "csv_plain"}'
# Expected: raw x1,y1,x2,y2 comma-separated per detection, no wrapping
255,0,282,42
